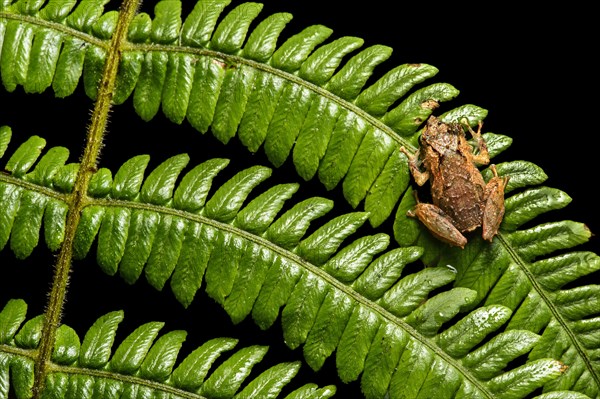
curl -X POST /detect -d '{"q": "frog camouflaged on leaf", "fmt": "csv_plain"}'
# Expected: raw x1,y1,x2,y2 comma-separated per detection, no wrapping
400,116,509,248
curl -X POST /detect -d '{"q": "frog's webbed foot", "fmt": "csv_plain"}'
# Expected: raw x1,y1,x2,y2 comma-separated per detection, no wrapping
400,146,429,186
482,164,510,241
462,119,490,166
408,202,468,249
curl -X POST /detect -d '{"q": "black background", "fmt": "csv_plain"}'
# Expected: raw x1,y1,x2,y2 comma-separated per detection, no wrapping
1,1,598,397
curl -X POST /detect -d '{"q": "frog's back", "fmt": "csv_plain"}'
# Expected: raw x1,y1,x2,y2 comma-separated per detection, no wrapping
431,151,486,232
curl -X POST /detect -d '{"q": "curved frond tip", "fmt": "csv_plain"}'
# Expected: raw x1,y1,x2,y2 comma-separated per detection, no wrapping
0,131,585,399
2,0,600,397
393,143,600,397
0,0,492,227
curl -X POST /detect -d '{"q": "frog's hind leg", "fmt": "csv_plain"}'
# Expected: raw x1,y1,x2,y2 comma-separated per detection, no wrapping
409,203,468,248
482,164,510,241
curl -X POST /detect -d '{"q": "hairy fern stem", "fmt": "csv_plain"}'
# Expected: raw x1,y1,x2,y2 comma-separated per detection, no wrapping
31,0,143,396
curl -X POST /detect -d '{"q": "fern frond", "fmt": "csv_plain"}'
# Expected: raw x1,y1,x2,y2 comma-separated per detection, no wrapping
394,152,600,397
2,2,596,394
0,298,335,399
0,131,579,399
0,0,487,227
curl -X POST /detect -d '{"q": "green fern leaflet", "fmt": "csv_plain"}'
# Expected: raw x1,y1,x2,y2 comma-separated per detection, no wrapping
0,0,485,228
0,0,599,398
0,130,592,399
0,298,336,398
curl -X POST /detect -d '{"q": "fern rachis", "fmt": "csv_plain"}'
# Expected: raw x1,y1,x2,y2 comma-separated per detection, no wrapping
0,0,598,398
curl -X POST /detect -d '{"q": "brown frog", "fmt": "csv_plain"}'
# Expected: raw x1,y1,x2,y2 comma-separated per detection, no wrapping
400,116,509,248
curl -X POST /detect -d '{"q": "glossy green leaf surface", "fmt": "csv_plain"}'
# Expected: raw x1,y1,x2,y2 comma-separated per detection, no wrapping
0,0,598,398
0,301,331,398
1,129,580,399
0,0,473,228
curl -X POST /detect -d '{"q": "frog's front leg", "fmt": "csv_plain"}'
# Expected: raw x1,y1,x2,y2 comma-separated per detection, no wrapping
400,146,429,186
409,202,468,248
464,120,490,166
481,165,510,241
